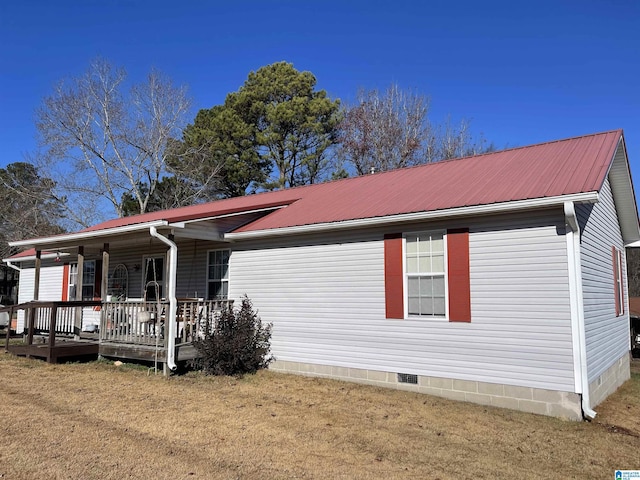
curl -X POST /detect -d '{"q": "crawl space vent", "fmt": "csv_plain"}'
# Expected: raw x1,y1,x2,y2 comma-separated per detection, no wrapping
397,373,418,384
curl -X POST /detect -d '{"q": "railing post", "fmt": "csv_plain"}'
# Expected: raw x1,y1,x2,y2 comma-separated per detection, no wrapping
74,246,84,339
27,306,35,346
48,304,58,362
3,306,12,351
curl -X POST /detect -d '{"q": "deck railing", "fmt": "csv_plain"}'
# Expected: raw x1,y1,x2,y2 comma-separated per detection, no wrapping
2,300,102,352
99,299,233,346
176,299,233,343
1,298,234,352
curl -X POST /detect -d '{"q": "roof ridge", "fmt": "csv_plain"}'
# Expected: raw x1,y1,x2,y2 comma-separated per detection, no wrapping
310,129,624,180
369,129,624,172
468,128,622,158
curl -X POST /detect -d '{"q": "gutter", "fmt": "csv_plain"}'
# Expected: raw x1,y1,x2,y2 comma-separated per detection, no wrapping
5,261,22,273
3,252,69,263
225,192,600,241
149,226,177,372
9,220,170,250
564,201,597,420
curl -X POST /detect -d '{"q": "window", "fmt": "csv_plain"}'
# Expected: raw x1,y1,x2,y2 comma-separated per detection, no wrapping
208,250,230,300
385,228,470,322
613,247,624,316
405,232,446,317
143,256,165,301
69,260,96,300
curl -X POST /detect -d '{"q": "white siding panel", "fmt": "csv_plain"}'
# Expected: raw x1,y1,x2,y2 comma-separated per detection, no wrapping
230,210,575,392
14,264,63,332
39,265,64,301
578,177,629,383
16,269,34,333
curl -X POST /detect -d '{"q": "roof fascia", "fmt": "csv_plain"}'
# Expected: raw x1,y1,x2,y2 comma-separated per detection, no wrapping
225,192,599,240
606,136,640,245
2,252,68,263
168,204,288,228
8,220,171,250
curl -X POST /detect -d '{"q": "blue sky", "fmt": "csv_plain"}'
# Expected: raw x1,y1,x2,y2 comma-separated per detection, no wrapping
1,0,639,196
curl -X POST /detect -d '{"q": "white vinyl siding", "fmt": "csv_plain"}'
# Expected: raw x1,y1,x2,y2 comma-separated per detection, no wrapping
578,177,629,383
230,209,575,392
16,264,63,332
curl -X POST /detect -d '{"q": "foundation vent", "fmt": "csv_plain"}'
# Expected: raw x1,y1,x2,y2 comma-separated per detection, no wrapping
397,373,418,384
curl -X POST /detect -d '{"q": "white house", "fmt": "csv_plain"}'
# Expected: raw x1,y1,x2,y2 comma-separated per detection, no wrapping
5,130,638,420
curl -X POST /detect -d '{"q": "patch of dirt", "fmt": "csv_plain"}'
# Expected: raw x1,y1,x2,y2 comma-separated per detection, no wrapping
598,423,640,438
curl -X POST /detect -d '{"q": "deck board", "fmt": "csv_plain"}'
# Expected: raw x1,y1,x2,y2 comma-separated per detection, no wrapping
7,340,99,363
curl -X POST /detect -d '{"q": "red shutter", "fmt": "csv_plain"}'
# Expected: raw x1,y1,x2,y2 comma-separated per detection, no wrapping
384,233,404,319
447,228,471,322
61,263,70,301
613,246,620,316
619,250,625,315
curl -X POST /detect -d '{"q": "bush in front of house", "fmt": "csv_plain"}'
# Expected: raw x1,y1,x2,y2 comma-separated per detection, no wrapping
193,295,273,376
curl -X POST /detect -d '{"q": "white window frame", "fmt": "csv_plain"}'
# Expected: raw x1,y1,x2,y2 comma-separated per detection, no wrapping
69,260,96,301
142,255,166,301
403,230,448,319
207,249,230,300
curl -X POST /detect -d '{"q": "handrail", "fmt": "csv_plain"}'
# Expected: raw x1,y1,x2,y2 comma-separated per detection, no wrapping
0,300,102,312
3,299,234,354
3,300,103,352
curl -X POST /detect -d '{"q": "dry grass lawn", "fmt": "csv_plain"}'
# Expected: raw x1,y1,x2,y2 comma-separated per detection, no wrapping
0,353,639,480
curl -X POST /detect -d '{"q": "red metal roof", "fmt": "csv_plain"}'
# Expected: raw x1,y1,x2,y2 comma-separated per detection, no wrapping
17,130,627,239
234,130,622,233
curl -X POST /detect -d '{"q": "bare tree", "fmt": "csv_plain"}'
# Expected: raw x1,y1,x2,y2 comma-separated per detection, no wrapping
0,162,65,259
35,58,192,226
338,85,428,175
339,84,494,175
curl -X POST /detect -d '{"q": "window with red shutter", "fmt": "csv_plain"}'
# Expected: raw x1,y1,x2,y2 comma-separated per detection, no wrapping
384,228,471,322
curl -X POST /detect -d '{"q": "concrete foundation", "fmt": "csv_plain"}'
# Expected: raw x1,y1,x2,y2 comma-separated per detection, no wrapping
270,360,583,420
588,352,631,408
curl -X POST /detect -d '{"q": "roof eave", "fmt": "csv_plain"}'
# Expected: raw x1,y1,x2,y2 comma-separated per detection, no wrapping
2,252,67,263
8,220,170,251
607,135,640,245
225,192,600,240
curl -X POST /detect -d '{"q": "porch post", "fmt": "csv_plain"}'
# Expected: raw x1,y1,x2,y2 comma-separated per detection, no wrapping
33,250,41,301
100,243,110,339
101,243,109,302
74,246,84,338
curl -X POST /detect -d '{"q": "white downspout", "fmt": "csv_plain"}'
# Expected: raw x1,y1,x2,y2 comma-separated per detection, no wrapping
149,226,178,372
5,261,22,273
564,201,597,419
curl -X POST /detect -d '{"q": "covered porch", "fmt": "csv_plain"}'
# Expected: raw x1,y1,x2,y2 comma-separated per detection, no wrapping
3,210,264,372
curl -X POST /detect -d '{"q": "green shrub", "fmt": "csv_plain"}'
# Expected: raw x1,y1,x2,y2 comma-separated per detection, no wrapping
193,295,273,376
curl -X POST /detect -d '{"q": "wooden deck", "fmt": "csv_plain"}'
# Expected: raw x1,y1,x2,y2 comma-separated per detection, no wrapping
6,339,99,363
1,299,231,367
